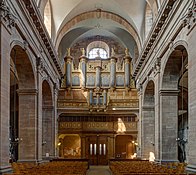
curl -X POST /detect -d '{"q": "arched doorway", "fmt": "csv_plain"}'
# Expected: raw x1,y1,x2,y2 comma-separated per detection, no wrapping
42,80,54,158
161,45,188,162
177,52,188,163
115,135,137,159
10,45,36,161
58,134,81,158
142,80,155,160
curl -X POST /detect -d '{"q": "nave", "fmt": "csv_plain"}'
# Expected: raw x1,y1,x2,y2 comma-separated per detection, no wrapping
4,160,196,175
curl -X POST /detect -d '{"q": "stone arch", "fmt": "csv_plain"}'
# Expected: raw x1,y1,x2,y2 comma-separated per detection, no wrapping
143,78,154,105
42,79,54,158
160,42,188,162
55,10,142,53
58,134,81,158
161,41,188,89
115,135,137,159
10,45,36,89
10,45,37,161
141,80,155,159
87,41,110,58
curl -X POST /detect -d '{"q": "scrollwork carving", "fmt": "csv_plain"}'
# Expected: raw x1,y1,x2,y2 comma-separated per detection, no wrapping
0,1,16,28
182,1,196,29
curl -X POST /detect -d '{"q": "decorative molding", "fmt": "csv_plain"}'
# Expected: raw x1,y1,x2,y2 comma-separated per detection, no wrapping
36,57,45,73
153,57,161,76
133,0,179,78
159,89,180,96
17,88,38,95
182,1,196,31
19,0,63,77
0,1,16,28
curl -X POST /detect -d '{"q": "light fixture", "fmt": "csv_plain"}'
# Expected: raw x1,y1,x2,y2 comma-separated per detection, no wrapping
57,142,61,146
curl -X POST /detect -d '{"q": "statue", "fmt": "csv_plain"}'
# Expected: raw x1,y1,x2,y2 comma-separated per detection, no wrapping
111,48,115,57
125,48,129,57
66,48,71,57
81,48,85,56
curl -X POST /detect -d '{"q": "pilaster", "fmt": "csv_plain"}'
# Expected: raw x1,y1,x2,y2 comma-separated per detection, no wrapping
0,1,14,173
17,88,38,162
159,89,179,162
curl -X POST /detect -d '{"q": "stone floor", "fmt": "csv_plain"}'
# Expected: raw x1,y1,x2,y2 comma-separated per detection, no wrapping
86,166,113,175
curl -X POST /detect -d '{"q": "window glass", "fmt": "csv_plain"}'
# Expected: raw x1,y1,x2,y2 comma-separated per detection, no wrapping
89,48,107,59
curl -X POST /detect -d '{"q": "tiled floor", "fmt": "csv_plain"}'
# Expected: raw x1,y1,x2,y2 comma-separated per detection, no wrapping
86,166,112,175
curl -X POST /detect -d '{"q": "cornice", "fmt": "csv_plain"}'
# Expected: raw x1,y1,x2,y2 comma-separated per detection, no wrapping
0,1,16,29
133,0,180,79
19,0,63,77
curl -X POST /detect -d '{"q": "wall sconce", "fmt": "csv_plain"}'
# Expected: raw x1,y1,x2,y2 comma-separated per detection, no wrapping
176,138,188,144
42,141,47,145
9,138,23,147
57,142,61,146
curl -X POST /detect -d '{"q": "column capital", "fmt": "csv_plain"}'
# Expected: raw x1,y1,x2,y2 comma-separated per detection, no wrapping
159,89,180,96
124,56,132,63
110,57,117,63
17,88,38,95
142,106,155,111
64,56,73,63
0,1,16,29
79,56,88,63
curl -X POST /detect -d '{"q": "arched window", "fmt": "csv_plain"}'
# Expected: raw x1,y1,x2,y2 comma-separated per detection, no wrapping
89,48,107,59
44,0,51,37
145,2,153,38
87,41,109,59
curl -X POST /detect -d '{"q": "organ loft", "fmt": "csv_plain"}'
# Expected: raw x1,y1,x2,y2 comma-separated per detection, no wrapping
0,0,196,174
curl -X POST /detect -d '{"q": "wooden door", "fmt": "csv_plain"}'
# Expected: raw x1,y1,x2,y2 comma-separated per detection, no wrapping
86,135,108,165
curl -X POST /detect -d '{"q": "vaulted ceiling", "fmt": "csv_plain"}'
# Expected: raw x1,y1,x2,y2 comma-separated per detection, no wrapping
37,0,161,60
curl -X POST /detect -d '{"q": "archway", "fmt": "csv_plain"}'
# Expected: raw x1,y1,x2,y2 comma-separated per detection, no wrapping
161,45,188,162
10,45,36,161
42,80,54,158
178,54,188,163
9,59,19,162
115,135,137,159
142,80,155,159
58,134,81,158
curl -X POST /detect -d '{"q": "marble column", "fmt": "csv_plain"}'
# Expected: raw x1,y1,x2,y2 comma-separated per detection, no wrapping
110,58,116,89
36,59,43,162
137,88,142,158
53,86,58,157
0,8,12,173
17,88,38,162
159,89,179,162
187,26,196,172
141,106,155,159
79,57,87,89
154,62,161,161
42,106,54,158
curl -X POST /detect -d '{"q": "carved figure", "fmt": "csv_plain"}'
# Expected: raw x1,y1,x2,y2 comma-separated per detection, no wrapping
125,48,129,57
66,48,71,57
